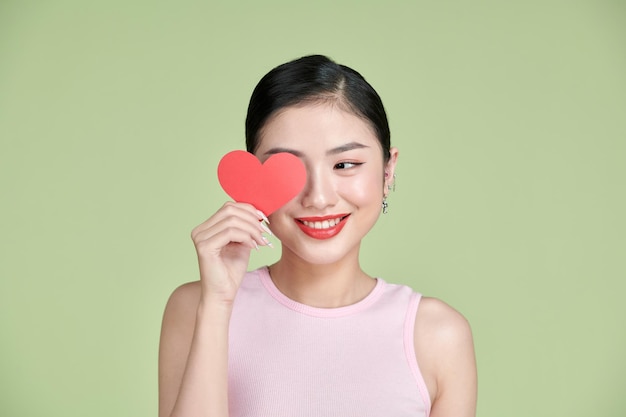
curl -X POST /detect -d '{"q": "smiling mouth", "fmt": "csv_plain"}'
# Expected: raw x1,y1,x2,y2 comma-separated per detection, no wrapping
298,215,349,230
294,214,350,239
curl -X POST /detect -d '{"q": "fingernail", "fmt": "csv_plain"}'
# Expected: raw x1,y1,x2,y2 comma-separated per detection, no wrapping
262,236,274,248
257,210,270,224
253,241,259,251
260,222,272,236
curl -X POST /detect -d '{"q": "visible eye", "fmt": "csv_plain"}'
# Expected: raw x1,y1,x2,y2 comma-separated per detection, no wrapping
334,161,364,170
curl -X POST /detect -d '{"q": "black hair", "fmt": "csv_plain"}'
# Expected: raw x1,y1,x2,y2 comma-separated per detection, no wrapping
245,55,391,162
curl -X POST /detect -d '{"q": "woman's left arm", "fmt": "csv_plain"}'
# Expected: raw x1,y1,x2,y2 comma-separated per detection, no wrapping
414,297,477,417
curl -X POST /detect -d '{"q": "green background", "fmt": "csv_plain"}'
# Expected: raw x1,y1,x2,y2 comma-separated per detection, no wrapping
1,1,625,416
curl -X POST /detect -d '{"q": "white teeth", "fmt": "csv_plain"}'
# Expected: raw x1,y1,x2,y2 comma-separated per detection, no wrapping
302,217,343,229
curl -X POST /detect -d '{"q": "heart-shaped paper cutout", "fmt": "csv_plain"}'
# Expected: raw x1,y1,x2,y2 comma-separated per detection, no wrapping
218,150,307,215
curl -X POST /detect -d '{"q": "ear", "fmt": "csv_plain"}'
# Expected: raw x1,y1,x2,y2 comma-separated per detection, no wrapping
383,147,399,197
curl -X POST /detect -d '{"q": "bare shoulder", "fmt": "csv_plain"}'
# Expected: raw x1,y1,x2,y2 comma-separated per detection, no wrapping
164,281,202,314
161,281,202,334
415,297,473,343
159,282,202,413
414,297,477,416
160,282,203,356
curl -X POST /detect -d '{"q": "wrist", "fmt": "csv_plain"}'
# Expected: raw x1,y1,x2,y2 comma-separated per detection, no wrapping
197,295,234,320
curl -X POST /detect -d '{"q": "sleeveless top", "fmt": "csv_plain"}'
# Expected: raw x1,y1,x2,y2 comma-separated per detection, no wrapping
227,267,431,417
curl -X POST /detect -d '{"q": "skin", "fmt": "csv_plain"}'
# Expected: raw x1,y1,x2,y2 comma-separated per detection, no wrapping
158,102,477,417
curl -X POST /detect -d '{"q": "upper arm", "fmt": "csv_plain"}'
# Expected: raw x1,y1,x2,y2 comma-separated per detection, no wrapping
158,281,201,417
414,297,477,417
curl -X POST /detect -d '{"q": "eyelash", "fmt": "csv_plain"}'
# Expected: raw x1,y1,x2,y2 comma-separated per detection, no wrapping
334,161,364,170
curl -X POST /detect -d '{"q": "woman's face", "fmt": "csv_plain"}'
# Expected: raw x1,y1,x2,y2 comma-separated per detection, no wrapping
254,103,398,266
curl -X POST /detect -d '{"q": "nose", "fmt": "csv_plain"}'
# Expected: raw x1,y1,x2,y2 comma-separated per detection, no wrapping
299,166,338,210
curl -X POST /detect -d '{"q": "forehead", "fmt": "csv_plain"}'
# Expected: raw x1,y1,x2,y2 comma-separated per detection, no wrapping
255,103,381,154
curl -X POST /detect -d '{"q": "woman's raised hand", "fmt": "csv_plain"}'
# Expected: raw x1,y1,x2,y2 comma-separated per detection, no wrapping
160,201,271,417
190,201,272,304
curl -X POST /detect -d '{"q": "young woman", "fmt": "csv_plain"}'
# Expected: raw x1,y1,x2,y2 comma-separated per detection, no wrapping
159,55,477,417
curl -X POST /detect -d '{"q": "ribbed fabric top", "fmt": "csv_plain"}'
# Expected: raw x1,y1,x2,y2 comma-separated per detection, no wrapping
227,267,431,417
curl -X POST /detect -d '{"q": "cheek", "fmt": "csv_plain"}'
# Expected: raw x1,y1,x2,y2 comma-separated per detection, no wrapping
340,171,384,204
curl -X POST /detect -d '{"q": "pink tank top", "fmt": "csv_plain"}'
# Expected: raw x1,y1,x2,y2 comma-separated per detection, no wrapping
227,267,431,416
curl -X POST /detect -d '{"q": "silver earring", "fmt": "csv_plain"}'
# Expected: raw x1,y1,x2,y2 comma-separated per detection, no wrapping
382,197,389,214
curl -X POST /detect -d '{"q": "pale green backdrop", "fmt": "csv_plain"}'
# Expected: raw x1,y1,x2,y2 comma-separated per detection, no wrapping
1,1,624,416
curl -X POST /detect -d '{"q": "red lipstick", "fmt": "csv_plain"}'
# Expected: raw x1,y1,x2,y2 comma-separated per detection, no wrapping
294,214,350,240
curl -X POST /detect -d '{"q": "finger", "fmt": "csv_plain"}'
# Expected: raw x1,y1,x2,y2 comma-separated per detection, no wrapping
192,202,268,240
193,216,271,251
195,226,263,255
193,212,267,242
226,201,270,223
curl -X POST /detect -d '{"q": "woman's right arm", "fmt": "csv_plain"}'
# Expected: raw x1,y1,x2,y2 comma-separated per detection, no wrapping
158,202,271,417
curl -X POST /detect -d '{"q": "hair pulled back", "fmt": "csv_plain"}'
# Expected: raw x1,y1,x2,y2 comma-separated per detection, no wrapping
245,55,391,162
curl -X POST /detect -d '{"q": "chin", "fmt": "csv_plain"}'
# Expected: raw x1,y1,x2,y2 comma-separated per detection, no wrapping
275,229,363,267
284,245,358,267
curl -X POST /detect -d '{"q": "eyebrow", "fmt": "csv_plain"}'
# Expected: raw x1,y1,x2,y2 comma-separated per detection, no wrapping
263,147,304,157
264,141,369,157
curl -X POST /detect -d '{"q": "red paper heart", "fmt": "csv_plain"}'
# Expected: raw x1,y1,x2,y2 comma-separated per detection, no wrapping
217,150,307,215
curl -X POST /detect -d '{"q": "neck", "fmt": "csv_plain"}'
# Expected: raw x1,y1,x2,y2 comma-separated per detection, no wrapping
268,250,375,308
